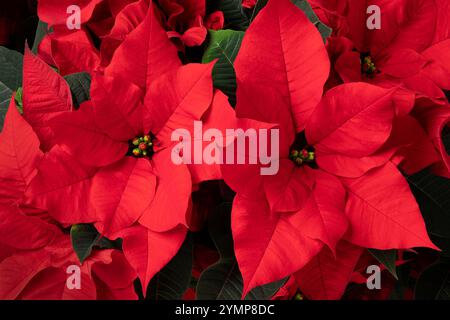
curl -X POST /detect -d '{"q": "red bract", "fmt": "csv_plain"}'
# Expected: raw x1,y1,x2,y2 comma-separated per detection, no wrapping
24,6,235,293
0,101,137,300
0,206,137,300
22,46,73,152
0,99,43,206
222,0,439,298
312,0,450,104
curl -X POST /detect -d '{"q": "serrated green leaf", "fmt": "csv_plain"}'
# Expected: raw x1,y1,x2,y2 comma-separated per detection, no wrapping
0,47,23,91
70,224,101,264
146,233,194,300
0,81,12,129
217,0,249,31
64,72,91,107
196,203,286,300
32,21,49,54
202,30,244,107
369,249,398,280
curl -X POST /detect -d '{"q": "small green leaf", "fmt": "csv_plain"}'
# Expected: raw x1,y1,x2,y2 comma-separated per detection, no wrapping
202,30,244,107
14,87,23,110
70,224,119,263
70,224,101,263
0,81,12,129
0,47,23,91
64,72,91,107
369,249,398,280
146,233,194,300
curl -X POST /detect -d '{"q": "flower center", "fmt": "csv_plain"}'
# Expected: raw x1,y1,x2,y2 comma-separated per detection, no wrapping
361,55,379,77
289,132,315,167
129,134,154,158
289,148,315,166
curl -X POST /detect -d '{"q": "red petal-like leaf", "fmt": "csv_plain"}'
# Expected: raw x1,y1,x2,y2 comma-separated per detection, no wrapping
341,162,438,250
139,148,192,232
0,100,43,204
25,145,97,225
120,224,187,293
92,157,156,237
234,0,329,133
307,83,396,158
295,241,363,300
105,4,181,90
232,195,323,296
22,47,72,151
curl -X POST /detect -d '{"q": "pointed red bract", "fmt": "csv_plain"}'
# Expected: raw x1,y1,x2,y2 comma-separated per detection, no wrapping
295,241,363,300
119,224,187,293
145,62,215,138
0,100,43,204
105,4,181,90
0,205,60,250
306,83,396,158
50,102,129,167
232,195,324,296
139,149,192,232
91,75,145,141
342,162,438,250
92,157,157,237
25,145,97,225
234,0,329,132
22,47,72,151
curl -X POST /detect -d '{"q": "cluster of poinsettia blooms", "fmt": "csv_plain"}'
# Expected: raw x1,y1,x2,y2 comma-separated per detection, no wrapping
0,0,450,300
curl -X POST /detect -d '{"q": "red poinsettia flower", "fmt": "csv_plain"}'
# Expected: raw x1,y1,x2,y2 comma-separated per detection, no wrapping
221,0,439,299
311,0,450,104
0,100,137,300
24,6,234,293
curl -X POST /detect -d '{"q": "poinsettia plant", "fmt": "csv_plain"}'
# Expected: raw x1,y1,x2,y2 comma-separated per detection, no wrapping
0,0,450,301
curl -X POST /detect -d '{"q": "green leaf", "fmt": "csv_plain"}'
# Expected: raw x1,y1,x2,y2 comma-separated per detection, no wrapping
415,260,450,300
250,0,332,41
70,224,119,263
146,233,194,300
0,47,23,91
14,87,23,111
217,0,249,31
32,21,49,54
0,81,12,129
196,203,286,300
369,249,398,280
202,30,244,107
64,72,91,107
407,170,450,254
70,224,101,264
